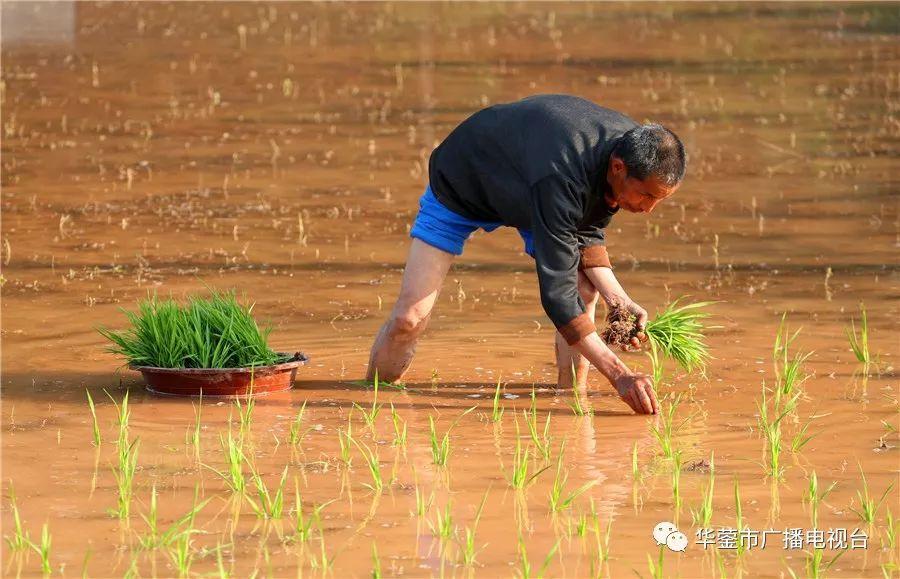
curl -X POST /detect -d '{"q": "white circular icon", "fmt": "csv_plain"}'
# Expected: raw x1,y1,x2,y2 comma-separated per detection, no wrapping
653,521,677,545
666,531,688,552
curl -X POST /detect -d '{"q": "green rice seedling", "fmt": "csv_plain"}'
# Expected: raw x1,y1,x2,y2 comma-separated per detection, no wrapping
98,289,284,369
4,484,30,551
715,549,728,579
352,437,384,493
429,417,449,466
310,536,335,572
428,501,455,543
548,441,597,513
163,486,204,577
207,428,246,495
671,450,683,511
371,542,382,579
122,552,139,579
508,421,551,490
390,403,407,450
31,522,51,575
491,376,505,423
757,383,800,479
516,535,560,579
509,441,540,490
99,296,186,369
567,363,590,416
354,370,382,430
460,490,490,566
86,390,101,446
138,485,210,550
790,417,819,454
234,391,255,437
112,436,140,519
590,507,612,570
772,314,812,404
292,484,333,543
338,417,354,467
804,471,836,529
411,468,434,519
414,486,434,519
81,547,94,579
108,389,137,520
215,542,230,579
734,477,747,556
524,408,553,462
850,463,895,526
632,442,641,481
168,529,197,578
645,298,715,374
139,483,161,549
288,400,308,446
846,302,871,367
245,465,289,519
185,393,203,460
107,388,136,505
105,389,131,439
649,393,689,459
883,509,897,552
646,340,665,387
757,387,785,478
777,350,812,402
646,546,665,579
690,453,715,527
428,407,475,467
787,547,847,579
572,512,590,538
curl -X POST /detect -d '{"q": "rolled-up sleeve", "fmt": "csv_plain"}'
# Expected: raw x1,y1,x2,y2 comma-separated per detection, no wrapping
530,175,596,345
576,227,612,269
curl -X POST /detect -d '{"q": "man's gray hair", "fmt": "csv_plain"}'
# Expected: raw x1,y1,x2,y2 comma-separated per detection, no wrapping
612,124,686,186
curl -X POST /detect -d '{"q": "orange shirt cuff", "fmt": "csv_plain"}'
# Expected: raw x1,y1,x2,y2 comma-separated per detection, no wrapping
558,313,597,346
579,245,612,270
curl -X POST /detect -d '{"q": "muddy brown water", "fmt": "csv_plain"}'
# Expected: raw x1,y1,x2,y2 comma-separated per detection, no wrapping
2,2,898,577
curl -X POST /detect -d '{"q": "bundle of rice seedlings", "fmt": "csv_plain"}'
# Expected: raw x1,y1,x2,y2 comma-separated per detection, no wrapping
99,290,284,369
602,297,714,374
645,299,714,374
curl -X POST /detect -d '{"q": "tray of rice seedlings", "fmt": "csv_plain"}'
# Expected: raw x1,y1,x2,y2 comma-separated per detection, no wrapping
99,289,308,397
601,297,714,374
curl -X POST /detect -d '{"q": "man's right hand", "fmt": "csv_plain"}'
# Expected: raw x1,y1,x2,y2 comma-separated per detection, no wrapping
612,373,659,414
570,332,659,415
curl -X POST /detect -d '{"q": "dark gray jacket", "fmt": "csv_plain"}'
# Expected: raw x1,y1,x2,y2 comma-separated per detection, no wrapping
428,94,638,344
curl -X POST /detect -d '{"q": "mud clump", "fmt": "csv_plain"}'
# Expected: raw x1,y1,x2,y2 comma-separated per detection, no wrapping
600,305,639,347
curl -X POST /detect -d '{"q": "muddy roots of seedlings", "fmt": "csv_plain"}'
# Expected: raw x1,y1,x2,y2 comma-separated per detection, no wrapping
599,305,638,348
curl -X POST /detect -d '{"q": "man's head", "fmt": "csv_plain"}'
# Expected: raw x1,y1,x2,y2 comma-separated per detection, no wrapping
605,124,686,214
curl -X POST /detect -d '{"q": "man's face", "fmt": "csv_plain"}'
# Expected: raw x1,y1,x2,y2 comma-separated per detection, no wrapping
606,156,679,214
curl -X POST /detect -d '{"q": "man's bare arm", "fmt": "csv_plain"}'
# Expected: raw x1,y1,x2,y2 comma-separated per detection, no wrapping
565,265,657,413
572,332,659,414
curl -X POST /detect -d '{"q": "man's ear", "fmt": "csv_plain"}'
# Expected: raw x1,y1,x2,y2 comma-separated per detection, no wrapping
609,155,626,178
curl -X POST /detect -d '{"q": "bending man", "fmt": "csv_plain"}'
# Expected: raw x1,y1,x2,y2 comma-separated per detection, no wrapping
367,94,686,415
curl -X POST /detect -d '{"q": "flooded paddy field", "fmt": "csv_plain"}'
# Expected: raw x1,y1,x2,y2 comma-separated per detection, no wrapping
2,2,898,577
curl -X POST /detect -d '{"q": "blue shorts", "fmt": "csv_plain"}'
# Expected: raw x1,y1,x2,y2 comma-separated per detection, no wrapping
410,185,534,257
